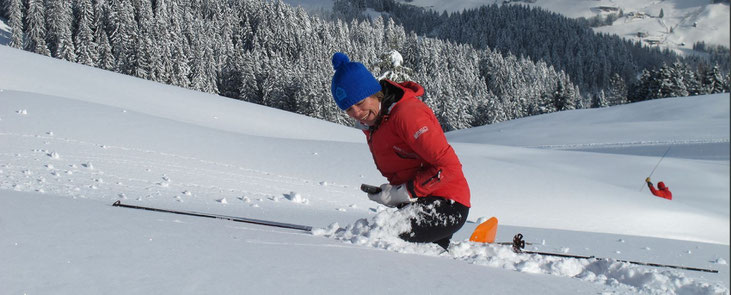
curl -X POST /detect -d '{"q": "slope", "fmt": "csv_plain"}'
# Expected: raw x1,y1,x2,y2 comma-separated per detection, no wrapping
1,45,728,293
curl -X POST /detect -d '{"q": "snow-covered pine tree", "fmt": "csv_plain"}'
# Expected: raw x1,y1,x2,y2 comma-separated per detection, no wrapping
166,0,191,88
130,0,155,80
23,0,51,56
377,49,414,82
108,0,139,75
73,0,98,67
46,0,76,61
149,0,172,84
606,73,628,105
553,78,577,111
702,65,727,94
592,90,608,108
666,62,690,97
6,0,23,49
384,18,405,50
238,51,262,105
188,21,219,94
93,0,115,71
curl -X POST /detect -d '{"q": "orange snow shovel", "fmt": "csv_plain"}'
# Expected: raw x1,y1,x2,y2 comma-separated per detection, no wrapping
469,216,498,243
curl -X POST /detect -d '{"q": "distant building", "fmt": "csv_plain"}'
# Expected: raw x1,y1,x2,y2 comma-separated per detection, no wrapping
596,6,620,13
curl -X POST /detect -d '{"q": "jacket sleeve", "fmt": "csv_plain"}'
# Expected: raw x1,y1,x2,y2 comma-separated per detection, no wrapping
647,182,660,197
395,103,464,198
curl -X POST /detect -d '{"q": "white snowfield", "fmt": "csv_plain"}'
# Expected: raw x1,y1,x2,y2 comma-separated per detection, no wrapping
0,45,729,294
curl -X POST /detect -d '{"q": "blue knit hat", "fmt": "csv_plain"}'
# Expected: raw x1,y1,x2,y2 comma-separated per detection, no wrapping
331,52,382,110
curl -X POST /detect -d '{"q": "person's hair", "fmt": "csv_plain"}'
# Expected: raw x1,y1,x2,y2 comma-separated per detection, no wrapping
373,91,385,101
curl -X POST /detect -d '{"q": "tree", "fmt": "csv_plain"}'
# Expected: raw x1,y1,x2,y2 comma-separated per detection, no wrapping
592,90,609,108
93,0,116,71
23,0,51,56
73,0,98,66
6,0,23,49
606,73,628,105
553,79,576,111
108,0,139,75
46,0,76,61
702,65,727,94
384,18,405,50
376,49,414,82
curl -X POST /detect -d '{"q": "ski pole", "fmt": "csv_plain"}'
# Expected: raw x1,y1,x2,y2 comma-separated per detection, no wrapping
511,234,718,273
112,201,312,231
641,146,672,192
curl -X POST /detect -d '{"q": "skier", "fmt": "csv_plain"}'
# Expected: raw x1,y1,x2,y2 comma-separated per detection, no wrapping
330,52,471,250
646,177,672,200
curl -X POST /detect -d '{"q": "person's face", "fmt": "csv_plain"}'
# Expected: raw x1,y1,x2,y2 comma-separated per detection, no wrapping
345,95,381,126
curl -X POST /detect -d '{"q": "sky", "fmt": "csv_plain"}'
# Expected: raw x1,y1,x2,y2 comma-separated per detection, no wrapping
0,43,729,294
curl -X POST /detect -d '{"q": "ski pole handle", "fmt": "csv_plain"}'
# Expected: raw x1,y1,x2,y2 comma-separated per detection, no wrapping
360,183,382,194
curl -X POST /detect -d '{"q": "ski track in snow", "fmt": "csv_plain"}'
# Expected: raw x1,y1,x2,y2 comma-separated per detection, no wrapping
0,131,351,208
529,139,730,150
313,209,729,295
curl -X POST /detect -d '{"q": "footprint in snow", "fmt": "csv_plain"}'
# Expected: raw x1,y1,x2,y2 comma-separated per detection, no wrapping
284,191,309,204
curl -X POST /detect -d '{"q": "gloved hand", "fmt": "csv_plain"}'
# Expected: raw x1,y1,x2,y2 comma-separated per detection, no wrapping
646,177,651,183
368,183,413,207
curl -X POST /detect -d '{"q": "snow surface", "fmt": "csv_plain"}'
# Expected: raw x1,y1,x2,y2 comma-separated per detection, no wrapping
1,45,729,294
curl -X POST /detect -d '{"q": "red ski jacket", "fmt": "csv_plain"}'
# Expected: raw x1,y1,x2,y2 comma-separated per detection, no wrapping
363,80,471,207
648,182,672,200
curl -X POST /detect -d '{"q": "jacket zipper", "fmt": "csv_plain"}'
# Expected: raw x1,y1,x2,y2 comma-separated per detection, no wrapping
422,169,442,186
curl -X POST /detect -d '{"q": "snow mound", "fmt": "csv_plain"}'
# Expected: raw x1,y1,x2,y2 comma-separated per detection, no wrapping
313,206,433,252
284,191,309,204
315,211,728,294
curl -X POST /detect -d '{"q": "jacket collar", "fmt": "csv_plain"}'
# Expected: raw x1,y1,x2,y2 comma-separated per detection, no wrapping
360,80,424,131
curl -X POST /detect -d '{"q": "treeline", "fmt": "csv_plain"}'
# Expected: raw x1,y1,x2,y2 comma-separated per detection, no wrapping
332,0,730,103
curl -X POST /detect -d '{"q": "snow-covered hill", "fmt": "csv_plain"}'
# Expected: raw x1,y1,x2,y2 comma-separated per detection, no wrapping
1,45,729,294
278,0,729,56
390,0,730,55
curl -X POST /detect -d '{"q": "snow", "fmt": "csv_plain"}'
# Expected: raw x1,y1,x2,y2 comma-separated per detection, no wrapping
1,44,729,293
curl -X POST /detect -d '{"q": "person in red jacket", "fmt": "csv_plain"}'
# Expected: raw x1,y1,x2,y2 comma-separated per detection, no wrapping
330,52,470,250
646,177,672,200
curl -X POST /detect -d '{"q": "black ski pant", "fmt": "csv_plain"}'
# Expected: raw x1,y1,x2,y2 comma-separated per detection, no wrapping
397,196,469,250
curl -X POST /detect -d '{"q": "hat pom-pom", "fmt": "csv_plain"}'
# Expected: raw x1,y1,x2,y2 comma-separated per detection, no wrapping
332,52,349,70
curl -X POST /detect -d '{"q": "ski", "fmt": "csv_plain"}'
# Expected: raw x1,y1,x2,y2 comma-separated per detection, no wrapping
511,233,719,273
112,201,313,232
